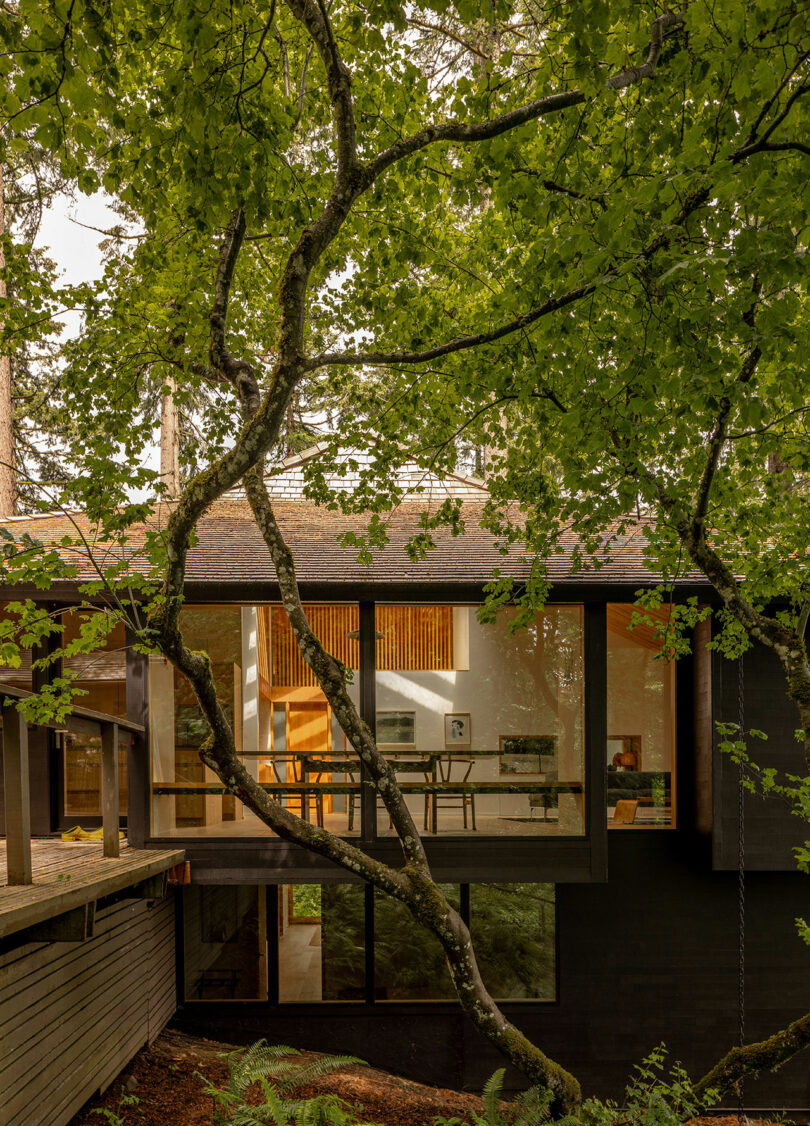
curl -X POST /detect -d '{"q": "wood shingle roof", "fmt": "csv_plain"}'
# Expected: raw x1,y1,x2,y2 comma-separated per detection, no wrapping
0,497,708,592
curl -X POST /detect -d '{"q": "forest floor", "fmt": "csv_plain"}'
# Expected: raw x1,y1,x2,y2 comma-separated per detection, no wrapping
67,1028,489,1126
67,1029,775,1126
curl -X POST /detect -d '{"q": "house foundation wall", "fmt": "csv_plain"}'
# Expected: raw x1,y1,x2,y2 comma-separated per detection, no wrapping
0,895,176,1126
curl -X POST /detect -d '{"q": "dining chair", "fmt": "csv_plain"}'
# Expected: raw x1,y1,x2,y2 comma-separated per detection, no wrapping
433,753,476,830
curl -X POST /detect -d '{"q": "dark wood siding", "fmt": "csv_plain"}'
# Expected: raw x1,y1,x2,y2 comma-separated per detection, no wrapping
693,618,713,835
713,641,807,870
0,895,176,1126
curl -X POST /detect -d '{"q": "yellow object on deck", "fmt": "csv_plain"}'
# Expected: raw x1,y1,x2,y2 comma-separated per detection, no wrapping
61,826,125,842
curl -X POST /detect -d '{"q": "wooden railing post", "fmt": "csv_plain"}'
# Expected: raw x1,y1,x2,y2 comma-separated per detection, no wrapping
2,701,32,885
101,721,120,858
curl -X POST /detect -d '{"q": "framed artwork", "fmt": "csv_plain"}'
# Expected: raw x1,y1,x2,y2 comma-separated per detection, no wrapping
376,710,415,746
499,735,556,775
444,713,471,746
607,735,641,771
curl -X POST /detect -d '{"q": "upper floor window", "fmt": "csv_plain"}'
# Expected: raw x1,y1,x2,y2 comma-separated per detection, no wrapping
606,604,676,829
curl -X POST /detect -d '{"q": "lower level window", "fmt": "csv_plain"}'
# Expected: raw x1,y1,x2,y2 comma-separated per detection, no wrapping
183,881,556,1005
278,884,365,1003
184,886,268,1000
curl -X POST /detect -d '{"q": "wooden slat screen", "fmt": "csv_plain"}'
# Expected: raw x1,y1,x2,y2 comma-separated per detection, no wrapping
270,604,454,686
376,605,454,671
271,605,359,687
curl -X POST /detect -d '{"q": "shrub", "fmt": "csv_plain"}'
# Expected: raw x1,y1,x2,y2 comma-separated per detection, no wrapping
435,1046,718,1126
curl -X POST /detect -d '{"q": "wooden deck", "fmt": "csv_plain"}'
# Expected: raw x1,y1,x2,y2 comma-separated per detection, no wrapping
0,839,184,939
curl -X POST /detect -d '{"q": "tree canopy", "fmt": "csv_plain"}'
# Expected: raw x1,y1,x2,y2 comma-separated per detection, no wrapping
1,0,810,1109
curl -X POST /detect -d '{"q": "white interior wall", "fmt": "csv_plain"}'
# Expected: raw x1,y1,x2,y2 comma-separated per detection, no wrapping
606,633,674,771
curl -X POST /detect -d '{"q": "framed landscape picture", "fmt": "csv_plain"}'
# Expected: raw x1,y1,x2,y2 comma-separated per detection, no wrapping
499,735,557,775
376,711,416,746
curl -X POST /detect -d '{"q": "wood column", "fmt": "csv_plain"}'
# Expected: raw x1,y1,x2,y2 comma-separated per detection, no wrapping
126,630,150,847
359,601,377,842
585,602,608,882
2,701,31,885
101,721,120,858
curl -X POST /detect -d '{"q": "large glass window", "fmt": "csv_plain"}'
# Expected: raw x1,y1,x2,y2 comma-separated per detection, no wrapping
151,604,360,837
273,881,556,1005
278,883,366,1003
183,885,268,1000
374,885,460,1000
61,612,128,817
606,604,676,828
375,604,585,836
470,883,555,1000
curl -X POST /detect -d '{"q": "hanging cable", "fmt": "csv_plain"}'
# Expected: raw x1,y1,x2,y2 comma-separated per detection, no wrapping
737,653,746,1125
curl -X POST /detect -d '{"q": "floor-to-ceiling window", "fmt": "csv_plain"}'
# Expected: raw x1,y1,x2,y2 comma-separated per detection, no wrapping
151,603,361,836
150,600,589,839
606,604,676,828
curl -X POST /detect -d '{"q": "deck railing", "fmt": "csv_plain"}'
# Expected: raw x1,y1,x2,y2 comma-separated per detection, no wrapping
0,682,145,884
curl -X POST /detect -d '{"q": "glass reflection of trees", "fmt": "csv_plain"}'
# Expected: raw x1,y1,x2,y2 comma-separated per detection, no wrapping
374,885,460,1000
322,885,365,1001
470,883,555,1000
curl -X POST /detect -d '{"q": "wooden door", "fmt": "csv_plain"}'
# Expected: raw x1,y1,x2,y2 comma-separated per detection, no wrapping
287,702,331,814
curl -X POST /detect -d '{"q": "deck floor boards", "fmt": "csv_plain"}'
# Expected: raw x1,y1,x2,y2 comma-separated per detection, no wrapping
0,839,184,938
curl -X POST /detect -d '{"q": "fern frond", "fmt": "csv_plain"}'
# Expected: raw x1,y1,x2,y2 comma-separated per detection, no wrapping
274,1052,365,1095
482,1069,506,1126
286,1093,355,1125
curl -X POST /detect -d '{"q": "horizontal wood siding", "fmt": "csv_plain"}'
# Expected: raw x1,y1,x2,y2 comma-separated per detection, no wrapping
0,895,176,1126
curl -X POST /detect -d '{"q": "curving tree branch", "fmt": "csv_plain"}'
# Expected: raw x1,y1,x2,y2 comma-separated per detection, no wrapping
695,1010,810,1100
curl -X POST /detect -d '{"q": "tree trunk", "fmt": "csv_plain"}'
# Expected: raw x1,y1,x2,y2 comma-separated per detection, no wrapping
241,464,582,1112
160,375,180,497
0,160,16,518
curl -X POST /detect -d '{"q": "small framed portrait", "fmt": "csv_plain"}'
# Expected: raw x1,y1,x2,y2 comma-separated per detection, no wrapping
444,713,471,746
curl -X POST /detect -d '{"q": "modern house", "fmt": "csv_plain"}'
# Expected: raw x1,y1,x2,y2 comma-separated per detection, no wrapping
1,450,809,1122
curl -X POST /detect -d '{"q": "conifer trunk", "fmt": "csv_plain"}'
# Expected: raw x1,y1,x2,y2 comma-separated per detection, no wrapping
160,375,180,497
0,160,16,518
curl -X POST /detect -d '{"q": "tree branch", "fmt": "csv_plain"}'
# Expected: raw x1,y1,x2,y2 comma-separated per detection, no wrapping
695,1010,810,1099
606,11,684,91
306,187,710,372
363,12,684,185
305,280,598,369
243,465,430,870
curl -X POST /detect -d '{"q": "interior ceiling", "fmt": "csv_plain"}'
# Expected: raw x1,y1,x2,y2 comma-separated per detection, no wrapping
606,603,672,652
